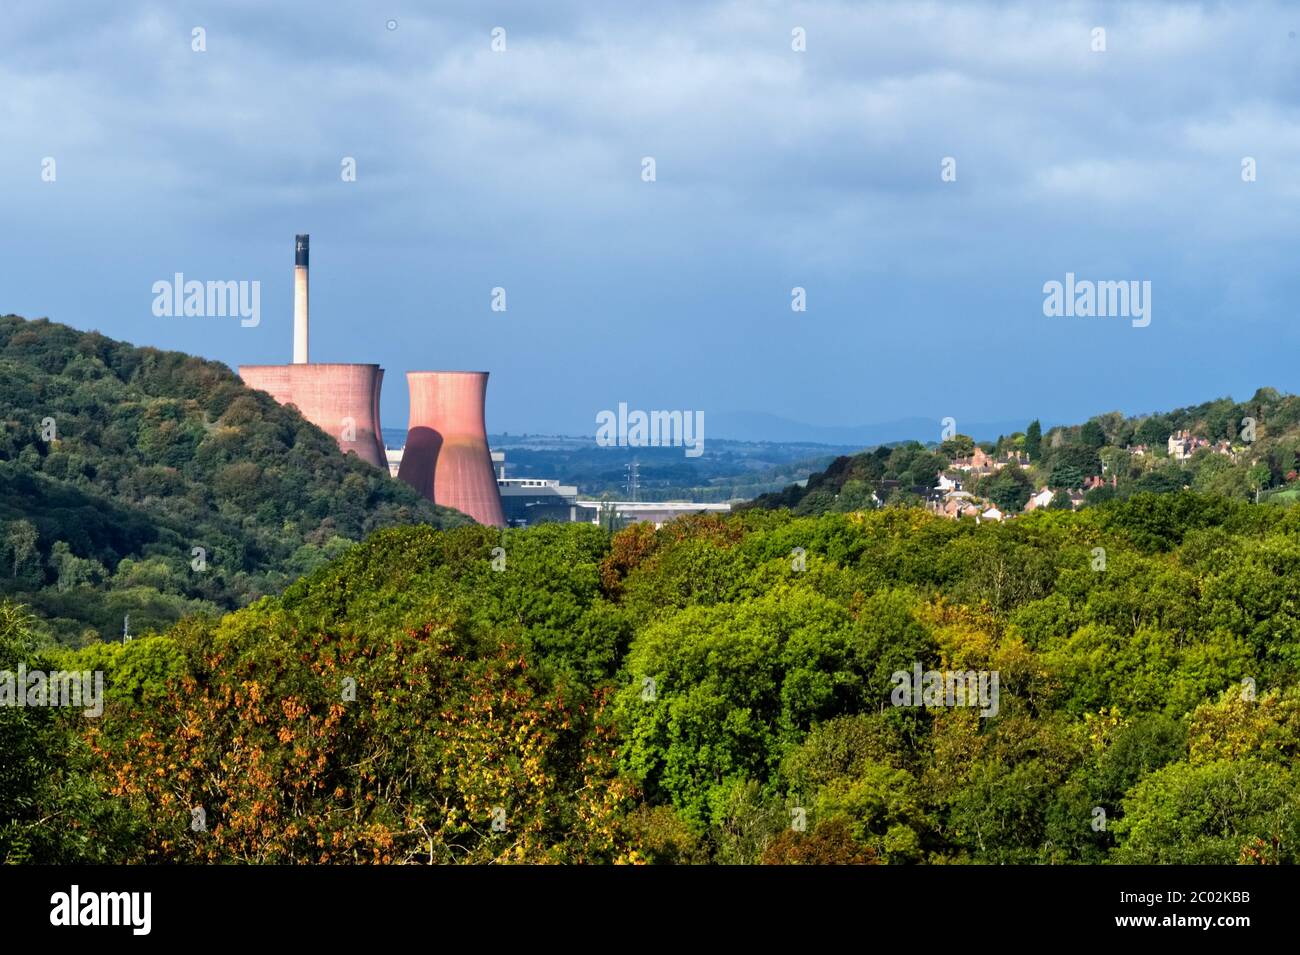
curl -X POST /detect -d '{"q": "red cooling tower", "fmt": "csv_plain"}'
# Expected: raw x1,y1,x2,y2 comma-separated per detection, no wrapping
238,363,388,470
397,371,505,527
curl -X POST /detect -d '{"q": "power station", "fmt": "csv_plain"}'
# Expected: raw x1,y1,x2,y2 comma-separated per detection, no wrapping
239,235,505,527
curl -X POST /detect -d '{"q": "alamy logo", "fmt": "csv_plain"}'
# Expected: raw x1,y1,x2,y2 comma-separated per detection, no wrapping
152,274,260,327
596,402,704,458
0,665,103,717
890,664,999,718
1042,272,1150,327
50,885,151,935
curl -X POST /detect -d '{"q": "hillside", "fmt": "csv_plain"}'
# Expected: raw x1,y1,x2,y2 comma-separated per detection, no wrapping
8,496,1300,863
743,388,1300,516
0,314,466,644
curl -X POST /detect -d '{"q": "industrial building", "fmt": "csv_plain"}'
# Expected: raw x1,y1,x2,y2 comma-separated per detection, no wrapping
490,451,581,526
239,235,505,527
574,500,731,528
499,477,583,525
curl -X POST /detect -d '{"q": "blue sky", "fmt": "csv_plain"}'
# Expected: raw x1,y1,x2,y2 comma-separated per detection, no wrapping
4,1,1300,439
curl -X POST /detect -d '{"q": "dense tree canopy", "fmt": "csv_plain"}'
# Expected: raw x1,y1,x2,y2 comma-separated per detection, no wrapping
7,493,1300,864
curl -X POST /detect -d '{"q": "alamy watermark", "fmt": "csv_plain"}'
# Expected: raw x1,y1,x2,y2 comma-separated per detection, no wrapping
890,664,999,718
152,274,260,327
1042,272,1150,327
50,885,150,935
596,402,704,458
0,664,104,717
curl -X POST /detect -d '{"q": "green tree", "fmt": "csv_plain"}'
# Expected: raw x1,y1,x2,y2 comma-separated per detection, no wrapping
1134,416,1172,447
940,434,975,460
49,541,102,592
0,602,138,862
1049,464,1085,490
5,519,39,580
1114,760,1300,863
616,585,929,827
1047,445,1102,480
1025,420,1042,461
977,465,1033,513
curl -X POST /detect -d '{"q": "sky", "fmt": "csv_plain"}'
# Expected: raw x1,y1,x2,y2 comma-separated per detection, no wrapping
3,1,1300,440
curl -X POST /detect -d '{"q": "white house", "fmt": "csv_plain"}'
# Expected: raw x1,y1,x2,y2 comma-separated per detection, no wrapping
1024,488,1055,512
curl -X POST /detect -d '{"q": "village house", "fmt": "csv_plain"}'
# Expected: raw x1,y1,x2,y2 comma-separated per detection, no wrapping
949,447,995,473
1211,439,1237,461
1168,430,1209,461
936,471,963,492
949,448,1028,479
1023,488,1055,512
928,488,984,521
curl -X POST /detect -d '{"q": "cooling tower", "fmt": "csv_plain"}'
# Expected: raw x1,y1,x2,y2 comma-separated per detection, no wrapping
397,371,505,527
239,363,388,470
237,235,388,471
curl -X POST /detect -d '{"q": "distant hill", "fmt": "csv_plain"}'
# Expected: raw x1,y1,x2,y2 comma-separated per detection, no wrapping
743,388,1300,516
0,314,466,644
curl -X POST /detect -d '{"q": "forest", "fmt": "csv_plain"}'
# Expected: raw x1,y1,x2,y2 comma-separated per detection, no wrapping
4,494,1298,864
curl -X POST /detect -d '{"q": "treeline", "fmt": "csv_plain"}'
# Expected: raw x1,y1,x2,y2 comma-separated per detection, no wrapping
742,443,946,513
5,492,1299,863
0,315,464,644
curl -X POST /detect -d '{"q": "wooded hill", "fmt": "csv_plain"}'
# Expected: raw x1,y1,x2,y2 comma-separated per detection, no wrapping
745,388,1300,515
0,314,465,644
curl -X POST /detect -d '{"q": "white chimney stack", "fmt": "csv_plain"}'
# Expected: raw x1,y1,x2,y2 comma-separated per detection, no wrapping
293,234,309,363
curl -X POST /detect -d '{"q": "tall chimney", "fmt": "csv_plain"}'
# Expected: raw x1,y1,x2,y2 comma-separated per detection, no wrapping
293,234,309,364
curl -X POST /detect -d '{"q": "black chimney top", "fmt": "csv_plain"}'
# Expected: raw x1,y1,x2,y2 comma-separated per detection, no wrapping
295,234,309,268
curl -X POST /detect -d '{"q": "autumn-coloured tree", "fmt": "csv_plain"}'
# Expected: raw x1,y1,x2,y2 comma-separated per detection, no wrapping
87,613,638,863
762,818,877,865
